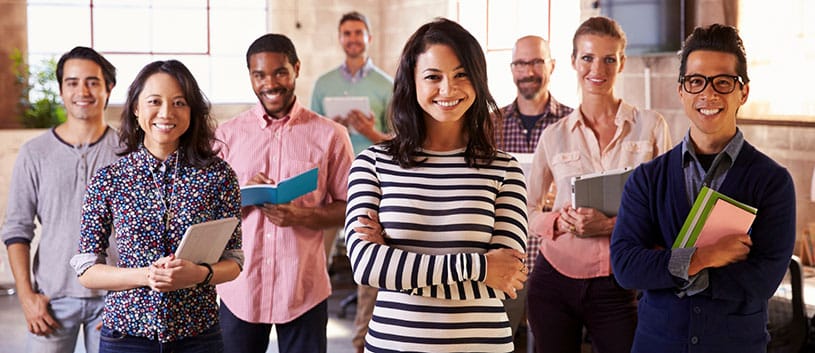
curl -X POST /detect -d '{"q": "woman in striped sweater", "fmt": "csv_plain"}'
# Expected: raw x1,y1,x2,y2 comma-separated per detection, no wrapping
344,18,529,353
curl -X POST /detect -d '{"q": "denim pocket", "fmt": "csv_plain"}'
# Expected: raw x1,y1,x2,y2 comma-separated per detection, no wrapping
99,326,127,342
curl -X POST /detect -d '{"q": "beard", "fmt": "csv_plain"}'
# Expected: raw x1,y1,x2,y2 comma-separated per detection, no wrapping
343,42,366,58
516,76,543,100
257,86,295,118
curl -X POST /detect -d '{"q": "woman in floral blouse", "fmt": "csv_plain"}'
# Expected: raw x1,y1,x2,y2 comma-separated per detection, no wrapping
71,60,242,352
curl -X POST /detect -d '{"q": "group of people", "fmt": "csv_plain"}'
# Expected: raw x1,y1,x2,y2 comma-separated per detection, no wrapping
0,10,796,353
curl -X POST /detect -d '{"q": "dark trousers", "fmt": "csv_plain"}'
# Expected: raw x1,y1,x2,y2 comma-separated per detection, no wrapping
527,256,637,353
99,324,223,353
219,300,327,353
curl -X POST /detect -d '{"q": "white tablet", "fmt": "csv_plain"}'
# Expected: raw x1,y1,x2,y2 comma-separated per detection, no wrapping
174,217,240,264
322,96,371,119
570,167,633,217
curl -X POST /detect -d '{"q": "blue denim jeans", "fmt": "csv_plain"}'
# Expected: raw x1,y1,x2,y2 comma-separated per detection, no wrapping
26,296,104,353
99,324,223,353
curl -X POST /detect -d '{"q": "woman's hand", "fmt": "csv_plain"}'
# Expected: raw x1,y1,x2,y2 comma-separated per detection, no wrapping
354,210,386,245
559,205,615,238
484,248,528,299
146,254,207,292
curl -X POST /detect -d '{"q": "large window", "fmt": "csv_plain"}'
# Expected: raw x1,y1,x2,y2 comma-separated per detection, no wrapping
454,0,580,108
27,0,267,104
739,0,815,122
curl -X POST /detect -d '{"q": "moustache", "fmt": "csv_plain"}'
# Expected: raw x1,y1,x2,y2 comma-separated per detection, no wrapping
516,76,542,84
261,87,288,96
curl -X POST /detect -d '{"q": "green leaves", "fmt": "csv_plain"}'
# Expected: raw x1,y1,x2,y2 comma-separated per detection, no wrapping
10,49,66,128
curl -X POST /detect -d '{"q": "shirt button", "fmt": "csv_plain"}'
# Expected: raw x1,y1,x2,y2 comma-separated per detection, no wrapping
265,259,272,265
691,336,699,344
693,306,701,314
265,233,272,238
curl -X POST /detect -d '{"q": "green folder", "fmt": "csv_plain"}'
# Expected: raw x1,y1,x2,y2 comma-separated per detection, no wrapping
672,186,758,248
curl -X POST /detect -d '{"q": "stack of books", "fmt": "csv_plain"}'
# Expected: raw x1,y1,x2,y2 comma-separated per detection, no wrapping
672,186,757,249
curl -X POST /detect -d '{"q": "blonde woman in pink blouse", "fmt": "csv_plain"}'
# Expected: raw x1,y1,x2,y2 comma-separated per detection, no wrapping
525,16,671,353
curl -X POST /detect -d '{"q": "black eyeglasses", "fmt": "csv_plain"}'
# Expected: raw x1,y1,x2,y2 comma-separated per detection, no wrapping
510,58,548,71
679,74,744,94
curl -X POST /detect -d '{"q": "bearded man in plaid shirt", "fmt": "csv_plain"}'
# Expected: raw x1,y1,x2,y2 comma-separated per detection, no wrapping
492,35,573,343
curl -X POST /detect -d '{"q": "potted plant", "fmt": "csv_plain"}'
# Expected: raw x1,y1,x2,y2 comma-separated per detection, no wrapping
10,48,66,128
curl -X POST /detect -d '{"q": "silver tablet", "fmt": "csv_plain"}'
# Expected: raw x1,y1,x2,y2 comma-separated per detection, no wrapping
174,217,240,264
570,167,633,217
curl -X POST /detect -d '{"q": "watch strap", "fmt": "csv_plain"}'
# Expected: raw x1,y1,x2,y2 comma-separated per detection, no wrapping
198,262,214,286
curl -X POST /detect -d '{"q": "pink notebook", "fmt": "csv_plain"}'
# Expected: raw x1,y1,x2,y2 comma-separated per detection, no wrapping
694,198,757,248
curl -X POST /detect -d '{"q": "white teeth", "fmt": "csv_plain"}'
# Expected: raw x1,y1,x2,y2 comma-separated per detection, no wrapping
154,124,175,129
699,109,720,116
436,100,459,107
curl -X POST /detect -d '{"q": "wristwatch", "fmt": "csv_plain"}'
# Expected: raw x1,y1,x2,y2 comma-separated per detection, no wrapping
198,263,213,286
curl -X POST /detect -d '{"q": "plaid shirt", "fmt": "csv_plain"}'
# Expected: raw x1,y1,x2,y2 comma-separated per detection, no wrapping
493,94,572,271
494,95,573,154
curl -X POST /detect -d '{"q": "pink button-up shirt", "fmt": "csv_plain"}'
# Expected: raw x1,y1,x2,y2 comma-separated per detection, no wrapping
527,101,671,279
215,100,354,323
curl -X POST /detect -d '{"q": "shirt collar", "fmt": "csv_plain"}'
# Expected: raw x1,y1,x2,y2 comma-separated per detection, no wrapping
252,98,305,129
340,58,374,83
506,94,554,119
135,145,181,172
567,100,635,131
681,128,744,165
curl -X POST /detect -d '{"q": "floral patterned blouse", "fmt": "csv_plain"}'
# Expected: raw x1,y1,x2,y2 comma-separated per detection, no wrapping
75,147,242,342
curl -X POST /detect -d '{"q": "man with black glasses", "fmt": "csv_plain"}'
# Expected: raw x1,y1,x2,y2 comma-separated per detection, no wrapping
610,24,795,353
495,36,572,154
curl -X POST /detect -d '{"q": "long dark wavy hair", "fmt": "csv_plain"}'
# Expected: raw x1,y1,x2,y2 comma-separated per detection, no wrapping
118,60,218,168
383,18,498,168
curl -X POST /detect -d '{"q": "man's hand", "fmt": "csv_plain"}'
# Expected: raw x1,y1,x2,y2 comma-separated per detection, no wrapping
259,203,312,228
689,233,752,275
347,110,375,134
246,172,274,186
347,110,389,143
19,291,59,336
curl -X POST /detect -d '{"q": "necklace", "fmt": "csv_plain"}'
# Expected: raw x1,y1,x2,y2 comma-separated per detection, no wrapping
150,152,180,230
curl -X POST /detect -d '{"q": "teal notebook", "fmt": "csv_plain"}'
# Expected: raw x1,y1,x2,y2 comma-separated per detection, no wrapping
672,186,757,249
240,167,318,206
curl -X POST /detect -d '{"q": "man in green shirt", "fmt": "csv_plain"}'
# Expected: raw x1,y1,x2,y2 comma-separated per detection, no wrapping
310,11,393,353
311,11,393,155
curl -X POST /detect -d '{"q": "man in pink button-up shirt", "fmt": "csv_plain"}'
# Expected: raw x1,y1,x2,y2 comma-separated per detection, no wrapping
215,33,354,353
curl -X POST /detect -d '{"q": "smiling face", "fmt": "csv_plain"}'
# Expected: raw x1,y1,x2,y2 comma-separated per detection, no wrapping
414,44,475,129
679,50,749,146
572,34,625,97
135,72,191,158
339,20,370,59
60,58,111,122
249,52,299,119
512,37,554,101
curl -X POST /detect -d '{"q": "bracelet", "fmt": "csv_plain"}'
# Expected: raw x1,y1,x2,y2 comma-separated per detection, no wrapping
198,263,213,286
